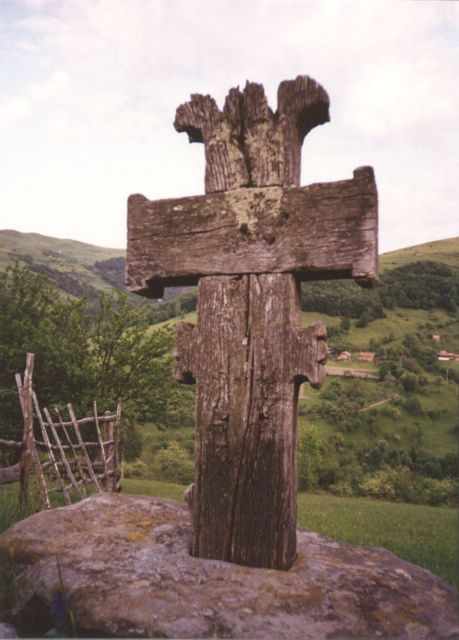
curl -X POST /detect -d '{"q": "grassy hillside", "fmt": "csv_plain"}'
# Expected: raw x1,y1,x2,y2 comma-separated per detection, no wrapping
0,229,188,303
380,236,459,272
2,229,458,464
0,229,124,298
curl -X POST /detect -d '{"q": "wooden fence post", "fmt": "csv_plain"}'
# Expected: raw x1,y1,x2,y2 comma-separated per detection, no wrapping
19,353,34,509
103,410,115,492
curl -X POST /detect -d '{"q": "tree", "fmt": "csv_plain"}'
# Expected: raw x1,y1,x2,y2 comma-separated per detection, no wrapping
0,264,194,453
0,263,90,451
356,310,370,328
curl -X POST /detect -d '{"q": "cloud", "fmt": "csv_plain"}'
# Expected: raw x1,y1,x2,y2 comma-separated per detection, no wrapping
0,0,458,251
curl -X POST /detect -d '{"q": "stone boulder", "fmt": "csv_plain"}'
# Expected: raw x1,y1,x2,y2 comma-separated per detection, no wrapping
0,493,457,639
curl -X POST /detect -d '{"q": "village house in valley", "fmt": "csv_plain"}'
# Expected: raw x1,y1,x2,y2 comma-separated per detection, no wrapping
437,350,459,362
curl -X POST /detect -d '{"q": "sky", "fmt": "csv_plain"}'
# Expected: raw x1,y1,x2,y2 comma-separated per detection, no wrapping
0,0,458,254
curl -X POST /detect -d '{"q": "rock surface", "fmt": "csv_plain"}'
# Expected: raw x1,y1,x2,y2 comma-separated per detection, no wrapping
0,493,457,639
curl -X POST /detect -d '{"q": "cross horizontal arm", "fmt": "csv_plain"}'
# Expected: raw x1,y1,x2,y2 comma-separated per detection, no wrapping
127,166,378,298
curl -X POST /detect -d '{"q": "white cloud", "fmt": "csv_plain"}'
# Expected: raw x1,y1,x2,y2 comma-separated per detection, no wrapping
0,0,458,252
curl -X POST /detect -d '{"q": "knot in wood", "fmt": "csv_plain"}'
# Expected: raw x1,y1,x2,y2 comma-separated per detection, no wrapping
174,75,330,193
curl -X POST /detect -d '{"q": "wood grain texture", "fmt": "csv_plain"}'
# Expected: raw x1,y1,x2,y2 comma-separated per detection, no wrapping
127,166,378,298
174,274,326,569
126,74,378,570
174,75,329,192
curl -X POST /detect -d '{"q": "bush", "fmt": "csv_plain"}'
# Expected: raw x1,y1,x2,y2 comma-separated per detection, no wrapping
317,462,340,489
356,311,370,328
402,397,423,416
419,477,458,507
359,471,397,501
328,481,354,497
297,425,329,491
122,424,143,461
358,467,458,506
400,372,418,393
124,459,153,479
152,440,195,484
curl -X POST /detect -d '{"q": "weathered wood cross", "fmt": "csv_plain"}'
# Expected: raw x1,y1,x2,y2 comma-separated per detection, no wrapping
127,75,378,570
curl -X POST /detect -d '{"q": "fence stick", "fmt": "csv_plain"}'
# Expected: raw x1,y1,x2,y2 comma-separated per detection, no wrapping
33,393,70,506
15,355,51,509
115,401,122,490
55,407,91,496
0,439,23,450
93,402,110,491
103,410,116,492
67,404,102,492
17,355,33,508
43,407,82,499
19,381,50,509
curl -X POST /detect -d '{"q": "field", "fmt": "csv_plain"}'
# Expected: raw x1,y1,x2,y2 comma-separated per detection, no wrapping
151,304,457,353
299,374,458,456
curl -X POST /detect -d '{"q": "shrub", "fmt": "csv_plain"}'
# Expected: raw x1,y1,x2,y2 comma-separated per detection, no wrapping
328,482,354,497
358,467,458,506
152,440,195,484
124,460,153,480
356,311,370,328
297,425,328,491
419,477,458,507
400,372,418,393
122,424,143,462
359,471,397,501
402,397,423,416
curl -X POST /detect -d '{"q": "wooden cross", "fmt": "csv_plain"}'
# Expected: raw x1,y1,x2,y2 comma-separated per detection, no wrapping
127,75,378,570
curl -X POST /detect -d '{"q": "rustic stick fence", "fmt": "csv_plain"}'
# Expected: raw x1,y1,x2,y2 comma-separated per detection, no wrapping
0,353,121,511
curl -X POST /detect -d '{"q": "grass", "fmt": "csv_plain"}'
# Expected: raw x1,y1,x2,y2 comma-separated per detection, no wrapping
140,422,195,464
298,369,459,456
123,478,186,501
0,483,41,534
148,311,197,332
296,492,459,589
120,477,459,590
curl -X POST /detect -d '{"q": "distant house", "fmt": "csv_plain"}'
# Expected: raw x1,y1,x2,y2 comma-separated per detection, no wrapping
337,351,351,361
437,351,459,361
357,351,376,363
432,334,441,343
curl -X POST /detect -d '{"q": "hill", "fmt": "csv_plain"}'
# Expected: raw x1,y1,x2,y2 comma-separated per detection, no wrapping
0,229,124,301
140,236,458,510
0,230,183,304
1,229,458,510
380,236,459,272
